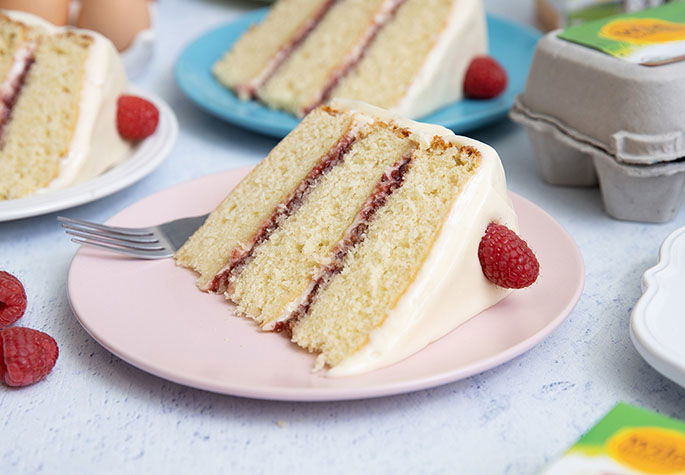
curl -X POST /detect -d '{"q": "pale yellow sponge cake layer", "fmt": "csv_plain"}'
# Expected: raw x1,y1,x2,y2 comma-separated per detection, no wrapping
291,142,480,367
256,0,388,115
213,0,334,99
213,0,486,118
331,0,455,112
230,125,413,325
176,99,517,376
0,33,90,200
175,106,356,290
0,15,33,83
0,10,130,201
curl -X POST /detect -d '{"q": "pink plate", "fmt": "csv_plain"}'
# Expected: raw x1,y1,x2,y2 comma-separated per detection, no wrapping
67,167,584,401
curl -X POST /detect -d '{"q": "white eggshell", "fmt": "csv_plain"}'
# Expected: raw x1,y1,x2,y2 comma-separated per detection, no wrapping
76,0,151,52
0,0,70,25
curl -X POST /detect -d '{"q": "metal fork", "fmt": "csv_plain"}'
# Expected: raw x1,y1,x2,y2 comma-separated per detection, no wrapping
57,214,209,259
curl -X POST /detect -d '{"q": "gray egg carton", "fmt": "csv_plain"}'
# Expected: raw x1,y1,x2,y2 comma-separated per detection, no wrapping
510,31,685,223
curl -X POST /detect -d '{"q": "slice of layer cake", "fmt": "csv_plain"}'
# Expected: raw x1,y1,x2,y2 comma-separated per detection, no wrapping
214,0,486,118
177,100,531,376
0,10,130,201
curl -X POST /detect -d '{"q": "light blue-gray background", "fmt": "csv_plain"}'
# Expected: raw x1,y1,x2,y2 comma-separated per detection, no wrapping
1,1,683,473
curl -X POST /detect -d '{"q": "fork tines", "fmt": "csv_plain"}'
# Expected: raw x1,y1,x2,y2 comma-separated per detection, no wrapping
57,216,173,259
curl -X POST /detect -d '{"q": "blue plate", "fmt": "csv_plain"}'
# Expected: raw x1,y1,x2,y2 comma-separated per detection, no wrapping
175,8,540,139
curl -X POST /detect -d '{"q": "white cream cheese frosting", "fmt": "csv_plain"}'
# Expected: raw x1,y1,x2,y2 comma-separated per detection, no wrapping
325,99,517,377
393,0,487,118
1,10,131,192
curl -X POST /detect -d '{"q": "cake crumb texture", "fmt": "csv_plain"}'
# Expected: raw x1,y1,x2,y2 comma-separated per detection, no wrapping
230,124,413,325
213,0,328,96
292,143,480,367
331,0,454,110
257,0,387,115
0,15,32,88
0,32,91,200
175,106,355,290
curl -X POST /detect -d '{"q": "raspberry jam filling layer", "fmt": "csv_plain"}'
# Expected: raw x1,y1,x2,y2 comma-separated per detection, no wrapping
236,0,340,99
266,150,415,333
302,0,408,115
0,44,36,140
209,132,359,293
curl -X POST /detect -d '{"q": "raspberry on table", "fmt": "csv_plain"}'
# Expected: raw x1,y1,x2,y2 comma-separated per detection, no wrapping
464,56,508,100
0,327,58,387
478,222,539,289
117,95,160,141
0,271,27,328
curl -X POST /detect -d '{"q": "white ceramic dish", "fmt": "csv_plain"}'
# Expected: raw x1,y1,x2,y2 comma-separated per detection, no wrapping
0,90,178,222
631,227,685,389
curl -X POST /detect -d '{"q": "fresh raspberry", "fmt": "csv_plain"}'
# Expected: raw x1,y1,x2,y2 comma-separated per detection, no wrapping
478,223,539,289
0,271,27,328
0,327,58,387
117,95,159,141
464,56,508,100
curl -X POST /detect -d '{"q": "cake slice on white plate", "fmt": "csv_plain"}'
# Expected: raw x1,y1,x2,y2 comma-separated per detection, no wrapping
0,10,130,200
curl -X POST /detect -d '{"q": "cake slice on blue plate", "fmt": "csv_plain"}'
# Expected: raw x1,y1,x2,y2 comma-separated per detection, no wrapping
213,0,487,118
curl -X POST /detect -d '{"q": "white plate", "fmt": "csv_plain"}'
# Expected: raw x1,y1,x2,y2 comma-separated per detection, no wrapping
631,227,685,389
0,90,178,222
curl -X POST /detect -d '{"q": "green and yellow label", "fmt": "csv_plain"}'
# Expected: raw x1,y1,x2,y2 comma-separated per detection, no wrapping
600,18,685,44
607,427,685,473
558,3,685,65
553,403,685,474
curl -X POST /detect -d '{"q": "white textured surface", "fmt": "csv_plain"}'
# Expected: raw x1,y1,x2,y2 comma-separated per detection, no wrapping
0,1,683,474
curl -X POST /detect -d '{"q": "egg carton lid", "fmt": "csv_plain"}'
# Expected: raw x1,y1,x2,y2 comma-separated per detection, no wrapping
519,31,685,166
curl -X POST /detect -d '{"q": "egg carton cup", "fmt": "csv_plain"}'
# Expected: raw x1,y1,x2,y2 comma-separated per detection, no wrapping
519,32,685,166
511,102,685,223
